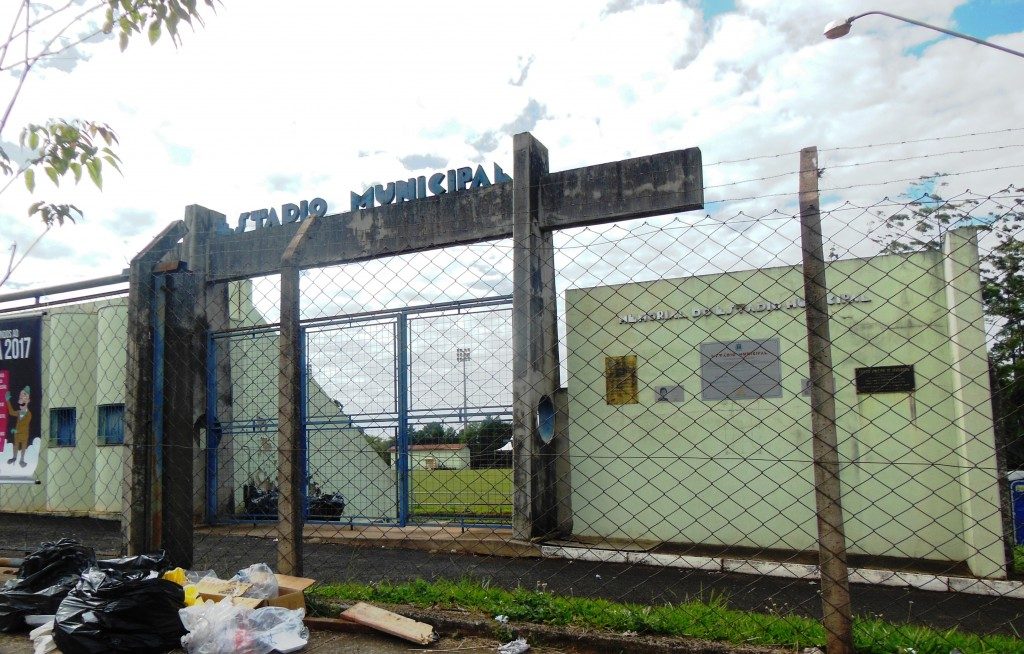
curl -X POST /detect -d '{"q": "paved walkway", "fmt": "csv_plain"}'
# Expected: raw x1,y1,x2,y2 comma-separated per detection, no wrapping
0,629,501,653
3,513,1024,637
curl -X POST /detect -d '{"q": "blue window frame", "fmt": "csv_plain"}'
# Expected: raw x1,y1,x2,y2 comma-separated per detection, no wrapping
50,407,76,447
98,404,125,446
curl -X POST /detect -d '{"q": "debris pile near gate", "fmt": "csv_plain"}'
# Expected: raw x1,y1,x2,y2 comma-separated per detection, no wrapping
0,540,315,653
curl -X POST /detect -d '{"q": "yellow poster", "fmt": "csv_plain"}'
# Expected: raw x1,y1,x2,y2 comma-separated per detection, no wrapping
605,355,638,405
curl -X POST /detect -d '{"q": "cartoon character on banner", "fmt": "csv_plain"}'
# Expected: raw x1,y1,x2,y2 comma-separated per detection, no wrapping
6,384,33,467
0,370,8,454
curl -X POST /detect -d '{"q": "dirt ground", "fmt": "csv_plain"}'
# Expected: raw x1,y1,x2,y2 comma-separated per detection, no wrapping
0,629,508,654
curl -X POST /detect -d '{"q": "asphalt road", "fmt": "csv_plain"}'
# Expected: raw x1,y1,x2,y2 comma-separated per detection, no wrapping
1,513,1022,637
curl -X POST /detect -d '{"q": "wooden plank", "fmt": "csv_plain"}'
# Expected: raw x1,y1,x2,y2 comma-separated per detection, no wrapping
340,602,435,645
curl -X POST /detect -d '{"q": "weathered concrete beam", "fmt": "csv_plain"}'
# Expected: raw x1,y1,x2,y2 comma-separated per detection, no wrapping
538,148,703,230
209,183,513,283
206,147,702,283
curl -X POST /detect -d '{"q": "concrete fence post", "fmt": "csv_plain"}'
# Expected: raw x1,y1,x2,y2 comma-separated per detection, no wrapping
799,145,854,654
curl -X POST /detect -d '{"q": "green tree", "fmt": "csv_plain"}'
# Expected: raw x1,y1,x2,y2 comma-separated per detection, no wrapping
410,422,459,446
365,434,393,466
872,183,1024,467
0,0,217,287
461,418,512,468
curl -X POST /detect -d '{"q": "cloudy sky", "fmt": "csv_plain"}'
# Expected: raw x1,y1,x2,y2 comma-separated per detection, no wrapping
0,0,1022,296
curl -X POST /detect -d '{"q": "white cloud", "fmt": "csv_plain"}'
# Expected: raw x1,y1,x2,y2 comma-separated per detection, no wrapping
0,0,1019,293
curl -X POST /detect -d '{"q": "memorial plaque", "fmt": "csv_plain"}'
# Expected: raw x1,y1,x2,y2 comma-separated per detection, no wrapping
605,355,638,405
855,365,915,394
654,384,685,403
700,339,782,400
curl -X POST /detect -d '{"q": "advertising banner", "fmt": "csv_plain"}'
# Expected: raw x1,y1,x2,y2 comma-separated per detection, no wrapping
0,316,42,483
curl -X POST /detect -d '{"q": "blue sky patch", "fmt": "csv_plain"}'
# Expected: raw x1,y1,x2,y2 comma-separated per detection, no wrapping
905,1,1024,57
953,0,1024,39
700,0,735,21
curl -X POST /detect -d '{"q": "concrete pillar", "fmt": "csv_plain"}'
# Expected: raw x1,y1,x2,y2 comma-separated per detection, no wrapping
125,221,187,555
182,206,233,522
943,227,1007,579
512,132,561,541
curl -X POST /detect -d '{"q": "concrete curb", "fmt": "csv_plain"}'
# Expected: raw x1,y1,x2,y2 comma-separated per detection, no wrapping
538,545,1024,598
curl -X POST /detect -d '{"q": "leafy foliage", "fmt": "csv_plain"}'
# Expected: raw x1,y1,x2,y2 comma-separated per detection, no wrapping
14,119,120,226
410,422,460,446
0,0,217,286
872,183,1024,467
101,0,219,51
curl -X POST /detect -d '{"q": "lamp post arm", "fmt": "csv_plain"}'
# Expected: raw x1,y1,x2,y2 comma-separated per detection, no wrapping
846,10,1024,59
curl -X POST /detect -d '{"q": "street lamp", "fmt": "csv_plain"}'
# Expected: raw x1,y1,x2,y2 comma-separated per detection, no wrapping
824,10,1024,59
456,347,471,432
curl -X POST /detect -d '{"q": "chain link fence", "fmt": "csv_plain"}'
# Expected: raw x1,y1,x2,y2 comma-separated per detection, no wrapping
0,135,1021,651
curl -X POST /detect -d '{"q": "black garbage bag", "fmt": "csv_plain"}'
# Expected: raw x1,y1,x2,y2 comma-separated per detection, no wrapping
308,491,346,521
97,551,169,574
0,538,95,632
53,568,186,654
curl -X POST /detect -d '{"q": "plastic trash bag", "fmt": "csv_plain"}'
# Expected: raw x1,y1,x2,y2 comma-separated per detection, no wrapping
0,539,95,632
52,568,186,654
231,563,278,600
186,569,217,584
96,551,169,574
179,598,308,654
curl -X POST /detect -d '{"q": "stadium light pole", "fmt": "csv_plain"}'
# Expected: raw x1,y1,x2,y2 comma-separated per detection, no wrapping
456,347,471,433
823,11,1024,59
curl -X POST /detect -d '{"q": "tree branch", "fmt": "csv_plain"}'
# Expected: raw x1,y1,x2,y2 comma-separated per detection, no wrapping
0,225,49,289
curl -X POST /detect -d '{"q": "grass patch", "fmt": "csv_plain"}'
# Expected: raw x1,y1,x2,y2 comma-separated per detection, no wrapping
309,578,1024,654
1014,545,1024,574
410,468,512,517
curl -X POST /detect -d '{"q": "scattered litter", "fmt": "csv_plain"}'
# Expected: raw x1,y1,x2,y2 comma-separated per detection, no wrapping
594,574,601,580
96,552,169,573
621,630,638,637
186,570,217,584
494,614,509,624
179,597,309,654
231,563,279,600
341,601,435,645
29,620,56,654
497,637,530,654
800,648,825,654
193,571,314,610
0,538,95,632
53,567,186,654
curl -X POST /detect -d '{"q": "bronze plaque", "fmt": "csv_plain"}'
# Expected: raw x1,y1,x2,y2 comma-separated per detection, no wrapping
855,365,915,394
605,355,638,405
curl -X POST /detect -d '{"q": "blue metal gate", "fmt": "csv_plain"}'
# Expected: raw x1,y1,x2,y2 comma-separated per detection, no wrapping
205,296,513,527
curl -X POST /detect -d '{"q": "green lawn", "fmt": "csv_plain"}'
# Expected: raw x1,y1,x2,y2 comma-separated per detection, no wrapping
309,578,1024,654
410,468,512,517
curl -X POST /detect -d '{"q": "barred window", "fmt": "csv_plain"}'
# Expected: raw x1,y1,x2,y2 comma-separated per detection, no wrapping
49,407,76,447
98,404,125,446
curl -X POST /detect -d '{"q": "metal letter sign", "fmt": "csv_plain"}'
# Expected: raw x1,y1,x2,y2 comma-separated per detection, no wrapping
350,163,512,211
